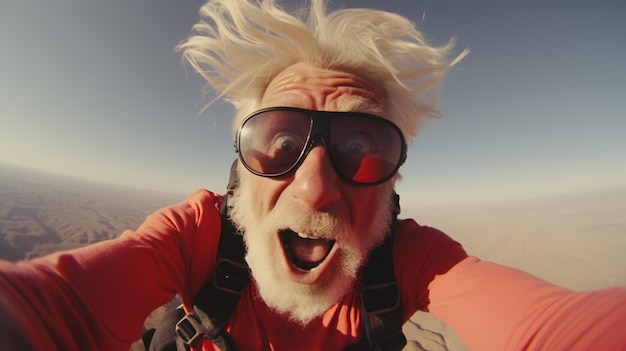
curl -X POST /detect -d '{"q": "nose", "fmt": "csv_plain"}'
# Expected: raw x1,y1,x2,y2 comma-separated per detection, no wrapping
289,144,341,210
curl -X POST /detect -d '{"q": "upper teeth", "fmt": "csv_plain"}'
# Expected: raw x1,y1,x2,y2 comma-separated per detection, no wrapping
297,232,318,239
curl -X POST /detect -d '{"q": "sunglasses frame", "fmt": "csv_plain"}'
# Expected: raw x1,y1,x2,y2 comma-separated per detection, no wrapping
234,107,407,186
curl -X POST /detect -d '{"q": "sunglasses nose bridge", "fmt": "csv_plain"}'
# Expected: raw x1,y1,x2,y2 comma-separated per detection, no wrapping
300,134,331,169
307,112,332,145
297,113,335,175
305,115,334,161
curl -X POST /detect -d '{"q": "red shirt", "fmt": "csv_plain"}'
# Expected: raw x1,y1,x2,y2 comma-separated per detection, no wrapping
1,189,625,350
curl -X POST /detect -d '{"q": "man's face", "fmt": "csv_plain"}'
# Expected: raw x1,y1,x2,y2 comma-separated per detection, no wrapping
229,62,396,325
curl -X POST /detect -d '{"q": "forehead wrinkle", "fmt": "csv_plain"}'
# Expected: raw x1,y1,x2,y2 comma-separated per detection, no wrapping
261,94,382,117
260,62,385,115
308,75,382,111
262,85,382,113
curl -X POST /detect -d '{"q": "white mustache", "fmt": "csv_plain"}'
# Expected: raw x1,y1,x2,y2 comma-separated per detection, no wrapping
267,207,346,241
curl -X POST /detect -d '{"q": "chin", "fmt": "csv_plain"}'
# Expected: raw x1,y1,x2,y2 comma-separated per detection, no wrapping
248,242,359,325
234,202,367,325
246,223,367,325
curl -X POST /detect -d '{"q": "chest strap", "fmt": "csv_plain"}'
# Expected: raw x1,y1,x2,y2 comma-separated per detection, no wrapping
175,161,248,350
347,193,406,351
175,212,248,350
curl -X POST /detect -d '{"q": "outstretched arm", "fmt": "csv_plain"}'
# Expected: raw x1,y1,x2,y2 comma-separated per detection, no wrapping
0,189,222,351
429,256,626,351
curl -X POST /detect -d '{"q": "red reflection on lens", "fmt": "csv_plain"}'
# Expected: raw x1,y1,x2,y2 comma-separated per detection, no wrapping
351,154,392,183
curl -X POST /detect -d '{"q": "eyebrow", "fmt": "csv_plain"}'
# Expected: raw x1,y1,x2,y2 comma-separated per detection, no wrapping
337,97,384,115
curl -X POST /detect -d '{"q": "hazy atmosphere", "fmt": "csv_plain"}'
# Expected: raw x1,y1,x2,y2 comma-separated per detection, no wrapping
1,0,625,207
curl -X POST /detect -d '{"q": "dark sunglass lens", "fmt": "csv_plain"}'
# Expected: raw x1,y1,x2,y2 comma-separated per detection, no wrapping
331,116,403,184
238,110,311,175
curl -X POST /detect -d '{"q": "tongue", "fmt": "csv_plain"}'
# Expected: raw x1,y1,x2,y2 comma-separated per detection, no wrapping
289,235,332,263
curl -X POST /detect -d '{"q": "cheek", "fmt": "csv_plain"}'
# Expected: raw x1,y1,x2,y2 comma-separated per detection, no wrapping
345,187,383,230
248,175,287,218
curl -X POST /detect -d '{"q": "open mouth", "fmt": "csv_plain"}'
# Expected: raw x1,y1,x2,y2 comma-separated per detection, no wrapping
279,229,335,271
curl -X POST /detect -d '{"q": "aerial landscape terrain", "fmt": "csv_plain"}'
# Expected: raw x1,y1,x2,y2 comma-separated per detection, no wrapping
0,162,184,262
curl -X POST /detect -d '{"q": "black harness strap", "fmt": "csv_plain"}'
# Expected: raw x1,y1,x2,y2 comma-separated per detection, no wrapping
175,162,248,351
175,214,248,350
346,193,406,351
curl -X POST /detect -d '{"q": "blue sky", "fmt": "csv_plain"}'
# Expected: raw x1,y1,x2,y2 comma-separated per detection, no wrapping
1,0,625,206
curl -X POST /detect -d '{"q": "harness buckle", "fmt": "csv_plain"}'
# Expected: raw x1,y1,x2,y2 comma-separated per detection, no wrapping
175,313,205,346
213,258,249,294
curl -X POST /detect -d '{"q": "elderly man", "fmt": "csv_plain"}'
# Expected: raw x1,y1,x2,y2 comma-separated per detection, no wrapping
1,0,625,350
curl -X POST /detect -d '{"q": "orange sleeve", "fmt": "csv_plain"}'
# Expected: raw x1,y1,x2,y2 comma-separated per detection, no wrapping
393,220,468,320
428,256,626,351
0,189,222,351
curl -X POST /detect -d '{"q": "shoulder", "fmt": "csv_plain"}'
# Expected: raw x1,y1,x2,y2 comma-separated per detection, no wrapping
140,189,223,233
393,219,468,316
394,219,466,261
138,189,226,306
177,188,224,216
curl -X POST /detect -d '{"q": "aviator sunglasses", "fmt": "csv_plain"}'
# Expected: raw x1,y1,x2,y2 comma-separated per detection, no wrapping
235,107,407,186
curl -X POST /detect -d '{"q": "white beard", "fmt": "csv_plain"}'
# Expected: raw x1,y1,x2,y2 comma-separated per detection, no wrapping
228,166,394,326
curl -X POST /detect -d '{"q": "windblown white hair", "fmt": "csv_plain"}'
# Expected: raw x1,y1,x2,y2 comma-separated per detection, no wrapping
177,0,467,141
